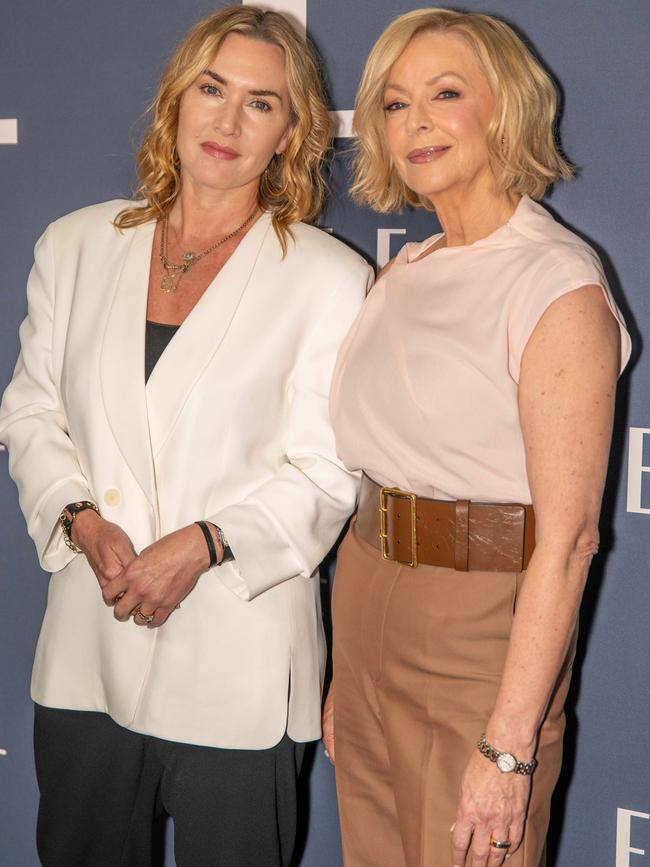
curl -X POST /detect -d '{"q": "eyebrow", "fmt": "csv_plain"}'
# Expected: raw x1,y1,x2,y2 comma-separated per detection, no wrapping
384,70,469,93
202,69,284,102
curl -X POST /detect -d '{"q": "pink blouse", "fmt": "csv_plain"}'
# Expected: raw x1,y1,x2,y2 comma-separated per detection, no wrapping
330,196,631,504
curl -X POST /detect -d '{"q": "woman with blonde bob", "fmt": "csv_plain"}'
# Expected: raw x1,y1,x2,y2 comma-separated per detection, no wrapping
0,6,371,866
325,8,630,867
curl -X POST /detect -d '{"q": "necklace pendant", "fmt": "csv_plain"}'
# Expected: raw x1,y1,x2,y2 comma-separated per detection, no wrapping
160,274,176,294
183,251,195,261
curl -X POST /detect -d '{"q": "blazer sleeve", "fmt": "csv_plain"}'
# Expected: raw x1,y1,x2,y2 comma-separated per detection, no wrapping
208,261,374,602
0,223,93,572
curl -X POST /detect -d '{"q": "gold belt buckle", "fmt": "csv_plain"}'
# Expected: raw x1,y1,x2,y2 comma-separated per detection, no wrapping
379,486,418,568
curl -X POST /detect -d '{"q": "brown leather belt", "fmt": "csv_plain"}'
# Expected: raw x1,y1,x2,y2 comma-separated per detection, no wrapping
355,475,536,572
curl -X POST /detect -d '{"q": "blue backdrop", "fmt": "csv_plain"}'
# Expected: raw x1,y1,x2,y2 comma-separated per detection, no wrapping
1,2,649,865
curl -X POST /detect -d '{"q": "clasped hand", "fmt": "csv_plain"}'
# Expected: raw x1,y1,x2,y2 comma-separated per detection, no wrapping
72,512,212,628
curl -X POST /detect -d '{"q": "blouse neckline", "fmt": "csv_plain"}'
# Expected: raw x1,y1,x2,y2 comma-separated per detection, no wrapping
406,195,531,263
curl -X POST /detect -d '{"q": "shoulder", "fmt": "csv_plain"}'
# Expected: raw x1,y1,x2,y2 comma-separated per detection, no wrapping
286,222,373,284
46,198,140,244
36,199,147,266
509,197,605,286
29,200,138,267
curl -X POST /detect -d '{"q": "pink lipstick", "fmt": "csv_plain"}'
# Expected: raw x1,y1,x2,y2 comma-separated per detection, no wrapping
201,142,240,160
407,145,450,164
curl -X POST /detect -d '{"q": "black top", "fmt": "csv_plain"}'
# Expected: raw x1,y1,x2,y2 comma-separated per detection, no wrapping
145,320,180,383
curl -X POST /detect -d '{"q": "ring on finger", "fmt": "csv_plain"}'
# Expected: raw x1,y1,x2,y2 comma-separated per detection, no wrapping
132,606,155,624
490,838,511,850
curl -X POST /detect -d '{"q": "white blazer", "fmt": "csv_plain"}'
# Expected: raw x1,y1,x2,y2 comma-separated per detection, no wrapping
0,200,372,748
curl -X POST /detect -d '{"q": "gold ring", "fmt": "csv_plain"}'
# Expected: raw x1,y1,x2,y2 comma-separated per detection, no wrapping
133,607,154,624
490,838,511,850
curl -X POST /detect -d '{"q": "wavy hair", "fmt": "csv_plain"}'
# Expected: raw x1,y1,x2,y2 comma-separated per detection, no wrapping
351,8,573,212
114,5,331,251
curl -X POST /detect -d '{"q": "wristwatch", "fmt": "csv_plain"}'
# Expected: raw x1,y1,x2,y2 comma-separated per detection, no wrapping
214,525,234,562
477,733,537,776
59,500,100,553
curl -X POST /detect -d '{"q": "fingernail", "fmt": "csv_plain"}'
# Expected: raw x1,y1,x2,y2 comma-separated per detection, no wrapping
324,748,330,758
449,823,456,832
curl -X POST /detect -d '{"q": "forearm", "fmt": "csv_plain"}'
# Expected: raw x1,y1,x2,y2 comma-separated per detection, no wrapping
485,542,594,757
208,461,358,601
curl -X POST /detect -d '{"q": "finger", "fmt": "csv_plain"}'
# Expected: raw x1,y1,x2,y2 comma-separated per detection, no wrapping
322,732,335,764
101,559,128,582
451,816,473,867
98,543,135,581
487,828,511,867
132,607,156,627
469,828,492,867
143,605,176,628
112,539,137,569
101,577,128,607
113,590,142,621
506,820,524,855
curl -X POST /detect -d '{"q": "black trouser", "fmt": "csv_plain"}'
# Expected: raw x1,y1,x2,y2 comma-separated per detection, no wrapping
34,705,305,867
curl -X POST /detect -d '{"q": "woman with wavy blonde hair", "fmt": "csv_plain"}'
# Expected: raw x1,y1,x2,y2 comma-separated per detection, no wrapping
0,5,371,865
325,8,630,867
115,4,331,249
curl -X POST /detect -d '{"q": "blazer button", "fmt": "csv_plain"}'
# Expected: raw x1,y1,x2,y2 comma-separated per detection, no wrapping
104,488,121,507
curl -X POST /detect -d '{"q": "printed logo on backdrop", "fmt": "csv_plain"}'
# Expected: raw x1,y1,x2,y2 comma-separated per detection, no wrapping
243,0,354,139
0,119,18,144
626,428,650,514
617,808,649,867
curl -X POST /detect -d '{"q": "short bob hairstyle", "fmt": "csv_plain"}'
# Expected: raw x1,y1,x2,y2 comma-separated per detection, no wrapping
115,5,331,249
351,8,573,212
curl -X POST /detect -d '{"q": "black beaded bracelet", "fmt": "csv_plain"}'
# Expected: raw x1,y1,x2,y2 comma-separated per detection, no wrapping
195,520,218,567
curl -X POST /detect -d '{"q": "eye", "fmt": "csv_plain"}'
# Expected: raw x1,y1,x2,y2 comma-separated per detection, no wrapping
199,83,222,97
250,99,272,113
383,100,407,112
436,89,460,100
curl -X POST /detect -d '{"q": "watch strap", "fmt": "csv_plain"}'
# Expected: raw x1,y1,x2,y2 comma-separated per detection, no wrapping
477,733,537,776
195,521,218,567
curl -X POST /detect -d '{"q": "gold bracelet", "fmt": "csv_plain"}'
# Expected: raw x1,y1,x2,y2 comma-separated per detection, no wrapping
59,500,100,553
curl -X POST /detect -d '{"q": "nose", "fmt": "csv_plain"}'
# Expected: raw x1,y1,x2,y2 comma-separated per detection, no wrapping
214,99,241,137
405,99,431,136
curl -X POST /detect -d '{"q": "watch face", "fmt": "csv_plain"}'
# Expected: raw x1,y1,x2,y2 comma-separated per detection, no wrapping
497,753,517,773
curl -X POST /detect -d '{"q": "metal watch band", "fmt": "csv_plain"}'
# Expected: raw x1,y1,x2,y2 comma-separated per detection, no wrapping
214,525,234,562
477,733,538,776
59,500,100,554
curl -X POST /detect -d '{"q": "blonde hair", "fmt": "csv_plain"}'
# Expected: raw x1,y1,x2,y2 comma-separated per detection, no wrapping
351,8,573,212
115,5,331,250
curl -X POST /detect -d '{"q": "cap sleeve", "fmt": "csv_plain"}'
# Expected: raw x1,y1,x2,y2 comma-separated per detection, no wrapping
507,248,631,383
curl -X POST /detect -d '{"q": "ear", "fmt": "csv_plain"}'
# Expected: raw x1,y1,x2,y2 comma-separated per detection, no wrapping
275,121,295,156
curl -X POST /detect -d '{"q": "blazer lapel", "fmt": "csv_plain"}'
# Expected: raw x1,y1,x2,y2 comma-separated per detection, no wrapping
100,220,157,509
145,213,274,458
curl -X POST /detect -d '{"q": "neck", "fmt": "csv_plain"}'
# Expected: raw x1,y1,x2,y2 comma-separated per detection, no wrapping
168,176,259,249
430,181,520,248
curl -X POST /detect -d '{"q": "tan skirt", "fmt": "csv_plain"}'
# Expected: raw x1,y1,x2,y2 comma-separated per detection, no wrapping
332,520,575,867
